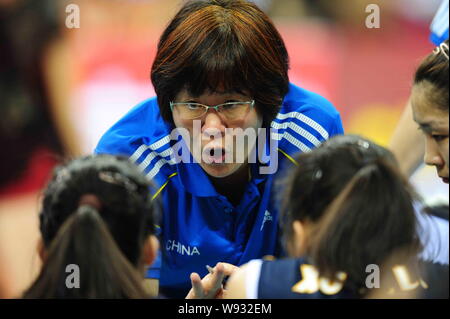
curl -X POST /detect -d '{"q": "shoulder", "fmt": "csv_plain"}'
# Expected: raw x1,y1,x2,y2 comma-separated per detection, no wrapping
257,257,355,298
226,258,303,299
279,83,343,134
273,83,344,156
283,83,340,116
95,98,177,187
95,97,170,154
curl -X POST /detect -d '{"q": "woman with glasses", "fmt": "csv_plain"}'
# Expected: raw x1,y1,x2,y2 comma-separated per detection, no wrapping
96,0,343,298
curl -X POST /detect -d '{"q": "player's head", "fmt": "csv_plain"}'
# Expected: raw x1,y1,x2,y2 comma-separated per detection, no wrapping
280,135,422,294
411,40,449,184
151,0,289,178
24,154,159,298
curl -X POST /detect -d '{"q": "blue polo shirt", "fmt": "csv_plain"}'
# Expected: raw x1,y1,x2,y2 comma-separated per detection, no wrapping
95,83,344,298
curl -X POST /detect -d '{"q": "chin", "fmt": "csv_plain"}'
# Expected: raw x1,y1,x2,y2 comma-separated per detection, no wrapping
200,162,241,178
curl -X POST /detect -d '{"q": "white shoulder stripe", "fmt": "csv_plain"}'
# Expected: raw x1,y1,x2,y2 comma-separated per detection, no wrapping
151,135,171,150
271,132,314,154
146,158,172,180
130,135,172,163
137,147,175,172
137,152,158,171
271,121,322,147
275,112,329,140
129,135,176,180
283,132,312,153
130,144,151,163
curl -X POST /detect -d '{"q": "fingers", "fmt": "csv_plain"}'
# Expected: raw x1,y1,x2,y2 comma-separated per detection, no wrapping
185,263,240,299
204,264,225,298
216,262,240,276
190,272,205,298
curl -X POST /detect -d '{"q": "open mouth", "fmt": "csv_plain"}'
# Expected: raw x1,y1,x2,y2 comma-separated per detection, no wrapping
202,146,228,164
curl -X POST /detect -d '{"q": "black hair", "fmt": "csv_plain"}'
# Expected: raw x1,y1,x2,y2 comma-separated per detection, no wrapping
151,0,290,128
414,39,449,111
23,154,157,298
280,135,422,295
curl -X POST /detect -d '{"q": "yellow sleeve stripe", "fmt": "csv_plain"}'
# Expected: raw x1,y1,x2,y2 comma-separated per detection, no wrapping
151,172,178,201
278,148,299,166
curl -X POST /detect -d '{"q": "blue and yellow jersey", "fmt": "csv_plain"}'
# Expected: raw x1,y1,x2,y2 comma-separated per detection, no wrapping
95,82,344,298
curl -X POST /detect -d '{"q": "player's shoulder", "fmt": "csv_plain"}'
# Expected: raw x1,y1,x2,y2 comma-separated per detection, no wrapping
95,97,177,186
273,83,344,157
280,83,341,123
95,97,170,154
257,257,355,299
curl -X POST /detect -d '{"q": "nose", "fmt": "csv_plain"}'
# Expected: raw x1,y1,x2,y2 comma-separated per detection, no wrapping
201,110,226,136
424,136,444,168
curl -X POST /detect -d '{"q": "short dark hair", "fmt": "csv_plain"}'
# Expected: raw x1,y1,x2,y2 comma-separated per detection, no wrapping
414,40,449,112
151,0,290,128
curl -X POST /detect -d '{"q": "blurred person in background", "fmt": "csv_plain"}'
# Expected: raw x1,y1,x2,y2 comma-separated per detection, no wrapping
95,0,344,298
0,0,78,297
23,155,159,298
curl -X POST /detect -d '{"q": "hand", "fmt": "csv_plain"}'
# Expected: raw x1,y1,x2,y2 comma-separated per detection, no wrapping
185,262,239,299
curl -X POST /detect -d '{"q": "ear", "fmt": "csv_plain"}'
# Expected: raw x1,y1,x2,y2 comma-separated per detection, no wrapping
37,238,47,263
291,220,306,257
142,235,159,266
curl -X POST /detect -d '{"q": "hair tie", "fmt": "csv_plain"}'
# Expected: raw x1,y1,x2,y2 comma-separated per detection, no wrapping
433,42,449,60
313,169,323,181
98,171,137,191
56,168,70,184
357,140,370,150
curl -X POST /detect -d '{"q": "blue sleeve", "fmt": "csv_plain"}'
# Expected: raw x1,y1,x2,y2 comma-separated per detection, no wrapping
430,0,449,45
330,111,344,137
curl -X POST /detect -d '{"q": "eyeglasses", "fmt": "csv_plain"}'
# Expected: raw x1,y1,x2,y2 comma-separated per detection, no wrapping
170,100,255,120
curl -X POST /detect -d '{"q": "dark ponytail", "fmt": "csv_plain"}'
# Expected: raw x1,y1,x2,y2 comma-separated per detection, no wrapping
24,205,148,298
308,159,422,294
24,155,157,298
280,135,422,296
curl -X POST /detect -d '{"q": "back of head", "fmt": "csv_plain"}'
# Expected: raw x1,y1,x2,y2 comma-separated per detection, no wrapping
24,155,157,298
151,0,290,128
281,135,422,295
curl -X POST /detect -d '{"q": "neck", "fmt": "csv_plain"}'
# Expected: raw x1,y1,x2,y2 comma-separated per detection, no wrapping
210,164,249,206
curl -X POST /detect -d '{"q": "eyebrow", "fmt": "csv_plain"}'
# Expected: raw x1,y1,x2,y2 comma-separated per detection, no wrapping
417,123,433,134
416,121,447,134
